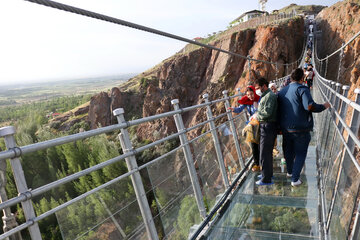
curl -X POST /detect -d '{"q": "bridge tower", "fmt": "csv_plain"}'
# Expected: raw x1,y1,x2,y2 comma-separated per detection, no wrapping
259,0,267,12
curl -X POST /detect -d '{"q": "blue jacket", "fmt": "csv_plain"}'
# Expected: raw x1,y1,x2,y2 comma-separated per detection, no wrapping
278,82,325,132
233,104,257,116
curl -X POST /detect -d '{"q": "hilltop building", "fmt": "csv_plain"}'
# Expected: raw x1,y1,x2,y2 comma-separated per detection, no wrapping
237,10,267,23
229,10,268,27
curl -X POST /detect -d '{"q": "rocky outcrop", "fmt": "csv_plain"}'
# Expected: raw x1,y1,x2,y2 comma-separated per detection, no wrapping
87,88,143,128
78,17,304,140
51,17,304,141
316,0,360,100
88,92,112,129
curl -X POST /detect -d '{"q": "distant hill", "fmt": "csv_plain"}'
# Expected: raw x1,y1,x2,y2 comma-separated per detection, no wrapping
229,4,325,26
277,4,326,15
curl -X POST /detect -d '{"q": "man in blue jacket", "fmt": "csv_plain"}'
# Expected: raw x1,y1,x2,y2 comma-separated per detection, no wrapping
278,68,330,186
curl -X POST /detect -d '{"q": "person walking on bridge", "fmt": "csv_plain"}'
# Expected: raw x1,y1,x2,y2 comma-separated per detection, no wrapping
253,78,278,186
277,68,330,186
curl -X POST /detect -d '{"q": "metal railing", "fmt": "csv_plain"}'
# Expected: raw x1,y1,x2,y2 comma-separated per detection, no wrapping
229,12,297,30
0,89,255,239
313,25,360,240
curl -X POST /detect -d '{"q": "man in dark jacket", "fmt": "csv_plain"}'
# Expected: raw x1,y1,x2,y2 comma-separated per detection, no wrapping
278,68,330,186
254,78,278,185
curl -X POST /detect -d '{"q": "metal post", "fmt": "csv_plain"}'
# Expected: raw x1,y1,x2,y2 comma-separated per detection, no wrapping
325,56,329,78
247,55,251,83
337,85,350,133
347,89,360,152
329,82,336,105
113,109,159,240
328,83,342,155
350,204,360,239
202,94,230,188
170,100,207,219
334,83,342,112
222,90,245,169
320,61,323,76
337,43,344,82
286,64,289,76
321,81,335,155
0,127,42,240
275,63,278,80
0,147,22,240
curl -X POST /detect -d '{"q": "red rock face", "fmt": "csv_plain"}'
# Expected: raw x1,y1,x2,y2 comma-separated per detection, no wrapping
88,92,112,129
81,17,304,140
316,0,360,100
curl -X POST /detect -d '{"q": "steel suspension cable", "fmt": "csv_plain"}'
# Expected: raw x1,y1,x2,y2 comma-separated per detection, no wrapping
24,0,301,66
316,29,360,62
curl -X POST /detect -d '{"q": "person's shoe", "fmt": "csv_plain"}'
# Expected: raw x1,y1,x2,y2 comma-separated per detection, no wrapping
286,173,292,177
257,174,274,180
256,179,274,186
252,165,260,172
291,180,302,186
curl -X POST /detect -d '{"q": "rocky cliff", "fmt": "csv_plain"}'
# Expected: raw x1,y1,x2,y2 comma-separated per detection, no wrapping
94,17,302,139
51,17,304,140
316,0,360,100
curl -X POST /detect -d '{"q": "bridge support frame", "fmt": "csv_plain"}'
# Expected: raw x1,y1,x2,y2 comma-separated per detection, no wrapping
0,127,42,240
202,94,230,188
171,100,207,219
113,109,159,240
222,90,245,170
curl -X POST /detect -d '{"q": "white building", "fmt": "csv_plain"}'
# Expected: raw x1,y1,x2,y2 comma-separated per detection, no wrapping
237,10,267,23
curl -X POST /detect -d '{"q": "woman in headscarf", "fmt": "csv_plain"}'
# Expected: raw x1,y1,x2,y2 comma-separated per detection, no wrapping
228,86,261,171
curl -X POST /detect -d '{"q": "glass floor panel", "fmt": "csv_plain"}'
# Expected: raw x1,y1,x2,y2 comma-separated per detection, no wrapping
206,228,319,240
203,146,319,240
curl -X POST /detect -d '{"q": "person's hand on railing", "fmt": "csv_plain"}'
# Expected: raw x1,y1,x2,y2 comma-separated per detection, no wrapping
227,107,234,112
323,102,330,109
249,113,257,121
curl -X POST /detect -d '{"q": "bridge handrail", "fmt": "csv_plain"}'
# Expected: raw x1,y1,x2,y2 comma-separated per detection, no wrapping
0,85,252,239
313,24,360,239
314,72,360,172
0,94,240,161
0,111,246,240
0,105,235,211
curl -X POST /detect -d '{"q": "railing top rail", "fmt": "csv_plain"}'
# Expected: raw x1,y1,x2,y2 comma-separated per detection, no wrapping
314,76,360,173
0,92,244,161
313,68,360,112
0,95,243,212
24,0,301,66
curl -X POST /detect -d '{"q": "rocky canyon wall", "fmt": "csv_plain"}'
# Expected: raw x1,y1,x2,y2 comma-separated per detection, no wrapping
52,17,304,140
316,0,360,100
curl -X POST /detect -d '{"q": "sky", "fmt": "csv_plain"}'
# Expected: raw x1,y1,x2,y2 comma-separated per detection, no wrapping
0,0,340,85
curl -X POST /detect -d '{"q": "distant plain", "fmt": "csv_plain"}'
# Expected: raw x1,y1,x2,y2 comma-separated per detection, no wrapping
0,74,136,107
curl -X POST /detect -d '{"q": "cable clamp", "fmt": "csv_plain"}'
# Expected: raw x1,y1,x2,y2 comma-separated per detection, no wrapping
130,148,138,155
19,190,33,201
10,147,22,159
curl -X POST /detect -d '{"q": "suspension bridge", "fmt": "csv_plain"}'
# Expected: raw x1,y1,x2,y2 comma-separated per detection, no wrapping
0,0,359,239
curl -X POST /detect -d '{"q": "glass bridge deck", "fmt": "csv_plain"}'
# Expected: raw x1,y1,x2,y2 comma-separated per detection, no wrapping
202,145,319,240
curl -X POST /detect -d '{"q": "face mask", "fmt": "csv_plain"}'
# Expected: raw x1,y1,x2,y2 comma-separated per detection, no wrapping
256,89,262,96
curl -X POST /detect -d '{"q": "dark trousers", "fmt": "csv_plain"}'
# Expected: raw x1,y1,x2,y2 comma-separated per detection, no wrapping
250,142,259,165
307,78,313,88
282,131,311,182
259,122,277,183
